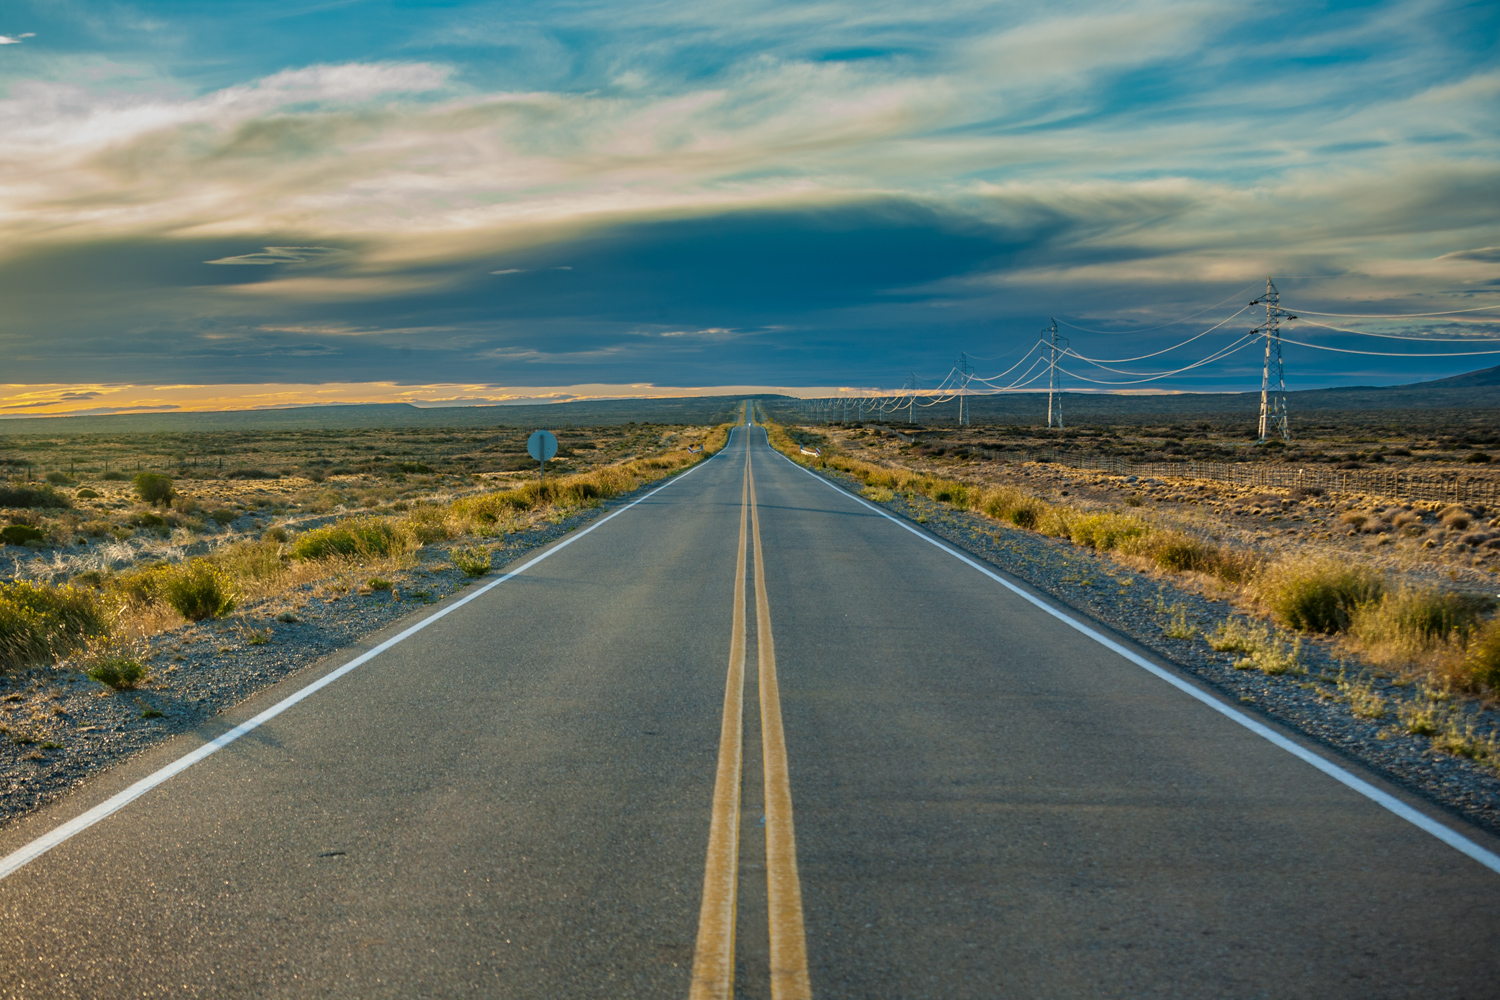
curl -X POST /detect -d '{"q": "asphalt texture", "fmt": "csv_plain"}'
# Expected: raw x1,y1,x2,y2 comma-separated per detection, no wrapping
2,425,1500,998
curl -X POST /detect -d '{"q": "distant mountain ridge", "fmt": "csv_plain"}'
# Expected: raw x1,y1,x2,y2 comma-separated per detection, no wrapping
1397,364,1500,389
0,365,1495,436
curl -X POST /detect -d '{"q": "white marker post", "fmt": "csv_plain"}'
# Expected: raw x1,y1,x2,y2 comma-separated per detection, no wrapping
527,429,559,483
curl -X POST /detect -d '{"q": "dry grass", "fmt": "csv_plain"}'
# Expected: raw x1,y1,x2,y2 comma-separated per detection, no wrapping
1336,669,1388,719
0,580,110,671
449,545,493,577
1255,559,1384,634
1,420,731,675
1207,617,1303,674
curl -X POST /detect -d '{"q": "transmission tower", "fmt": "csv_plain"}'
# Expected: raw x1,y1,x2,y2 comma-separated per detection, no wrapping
1252,277,1296,443
957,353,971,426
1044,319,1067,429
907,373,917,424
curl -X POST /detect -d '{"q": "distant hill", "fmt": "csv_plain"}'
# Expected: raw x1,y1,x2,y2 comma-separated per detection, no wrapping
0,364,1496,437
0,396,754,436
1397,364,1500,389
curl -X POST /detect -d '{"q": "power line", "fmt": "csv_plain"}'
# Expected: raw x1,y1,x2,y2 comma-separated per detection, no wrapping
1055,281,1263,335
1277,337,1500,357
1063,304,1254,363
1288,303,1500,319
1291,315,1500,342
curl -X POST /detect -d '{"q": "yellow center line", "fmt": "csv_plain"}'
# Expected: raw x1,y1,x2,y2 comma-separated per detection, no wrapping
749,446,814,1000
688,442,751,1000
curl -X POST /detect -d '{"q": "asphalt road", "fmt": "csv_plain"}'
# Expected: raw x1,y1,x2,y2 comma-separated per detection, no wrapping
2,419,1500,998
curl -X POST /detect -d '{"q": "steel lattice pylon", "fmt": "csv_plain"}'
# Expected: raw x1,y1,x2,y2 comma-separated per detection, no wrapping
1256,277,1292,443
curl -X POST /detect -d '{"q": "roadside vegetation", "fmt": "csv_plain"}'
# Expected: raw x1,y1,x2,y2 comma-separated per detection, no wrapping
1,421,730,679
765,415,1500,766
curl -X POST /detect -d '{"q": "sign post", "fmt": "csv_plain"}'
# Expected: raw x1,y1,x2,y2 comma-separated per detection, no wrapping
527,430,559,482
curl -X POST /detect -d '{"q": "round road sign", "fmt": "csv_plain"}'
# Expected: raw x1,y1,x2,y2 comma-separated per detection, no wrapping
527,430,559,463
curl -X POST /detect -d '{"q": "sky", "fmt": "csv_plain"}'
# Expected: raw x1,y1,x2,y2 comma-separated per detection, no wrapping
0,0,1498,414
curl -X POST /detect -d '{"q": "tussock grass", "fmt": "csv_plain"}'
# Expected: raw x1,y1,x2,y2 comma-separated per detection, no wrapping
1068,512,1148,551
1347,587,1493,679
0,581,109,672
1336,669,1388,719
1459,620,1500,692
1256,558,1384,634
0,485,71,509
291,517,412,560
1163,604,1197,639
449,545,493,577
88,656,146,691
159,560,237,621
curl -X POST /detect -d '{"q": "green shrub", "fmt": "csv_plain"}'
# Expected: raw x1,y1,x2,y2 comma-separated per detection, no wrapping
1069,513,1148,551
0,524,46,546
209,508,237,525
1459,620,1500,691
160,560,238,621
0,581,109,671
403,504,456,544
1149,536,1219,574
101,471,127,481
88,657,145,690
0,485,71,509
291,516,409,560
45,471,73,485
76,488,100,499
1355,587,1493,647
450,545,493,577
133,472,174,506
1258,559,1384,633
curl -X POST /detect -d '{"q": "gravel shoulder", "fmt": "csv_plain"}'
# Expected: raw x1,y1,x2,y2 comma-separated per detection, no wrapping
0,491,635,829
806,463,1500,839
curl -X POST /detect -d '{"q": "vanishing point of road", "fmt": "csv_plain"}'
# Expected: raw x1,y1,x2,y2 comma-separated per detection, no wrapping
2,409,1499,998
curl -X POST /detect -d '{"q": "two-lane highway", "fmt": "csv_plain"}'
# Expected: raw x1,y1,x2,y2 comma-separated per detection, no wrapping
2,417,1499,997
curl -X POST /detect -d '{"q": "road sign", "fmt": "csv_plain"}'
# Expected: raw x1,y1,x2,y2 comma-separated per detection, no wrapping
527,430,559,463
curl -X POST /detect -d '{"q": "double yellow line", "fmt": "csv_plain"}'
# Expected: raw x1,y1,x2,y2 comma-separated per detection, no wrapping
690,436,812,1000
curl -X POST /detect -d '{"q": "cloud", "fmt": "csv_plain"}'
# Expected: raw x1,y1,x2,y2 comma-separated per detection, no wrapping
0,3,1497,392
204,246,350,265
0,32,35,45
1440,247,1500,263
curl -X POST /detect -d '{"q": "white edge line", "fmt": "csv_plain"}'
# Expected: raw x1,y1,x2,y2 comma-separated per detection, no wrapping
774,445,1500,876
0,443,730,882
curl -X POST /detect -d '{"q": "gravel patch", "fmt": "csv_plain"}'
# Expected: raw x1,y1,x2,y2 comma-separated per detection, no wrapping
814,466,1500,838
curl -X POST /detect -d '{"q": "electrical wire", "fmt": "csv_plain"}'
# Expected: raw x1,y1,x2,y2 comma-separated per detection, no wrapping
1277,337,1500,357
1062,332,1258,377
966,340,1045,384
1291,316,1500,342
1055,281,1263,335
1287,303,1500,319
1062,304,1254,363
1056,335,1262,385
